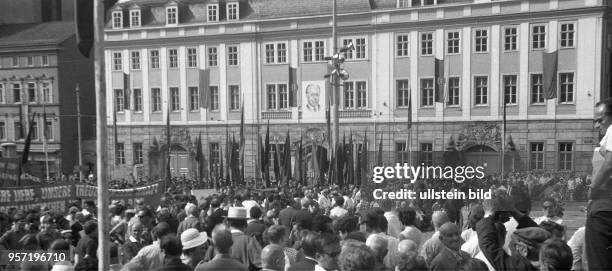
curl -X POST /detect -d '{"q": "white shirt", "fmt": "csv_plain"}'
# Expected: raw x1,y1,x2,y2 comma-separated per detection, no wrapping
330,206,348,220
318,195,331,209
384,211,402,239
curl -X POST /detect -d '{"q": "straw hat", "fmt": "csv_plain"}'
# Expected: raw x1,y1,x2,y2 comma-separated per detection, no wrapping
225,207,248,220
180,228,208,250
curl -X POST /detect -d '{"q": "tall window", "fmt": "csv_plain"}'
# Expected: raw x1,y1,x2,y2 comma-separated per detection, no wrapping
227,3,238,20
113,52,122,71
278,84,288,109
133,89,142,112
131,51,140,70
31,121,38,140
166,7,177,25
210,86,219,110
210,143,220,174
168,49,178,68
396,80,410,107
421,32,433,55
559,143,573,170
130,10,140,27
530,142,544,170
133,143,143,164
13,83,21,103
398,0,410,8
343,82,354,109
559,72,574,103
151,88,161,112
112,11,122,29
560,23,575,48
421,79,434,107
265,44,275,64
532,25,546,49
531,74,544,104
207,5,218,22
356,81,367,108
504,27,518,51
503,75,518,105
229,85,240,110
27,83,36,103
342,38,366,59
0,84,4,104
303,42,313,62
150,50,160,69
396,142,408,163
41,82,51,103
420,143,433,166
42,55,49,66
187,48,198,68
474,29,488,52
116,143,125,165
447,31,460,54
44,120,53,140
342,82,367,109
474,76,488,106
314,41,325,61
267,85,276,110
208,47,218,67
0,122,5,140
170,87,180,111
15,122,23,139
397,34,409,57
12,57,18,67
277,43,287,63
189,87,199,111
26,56,33,66
115,89,125,112
227,46,238,66
266,84,289,110
448,77,460,106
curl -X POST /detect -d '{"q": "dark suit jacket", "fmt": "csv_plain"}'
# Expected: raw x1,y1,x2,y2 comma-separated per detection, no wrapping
288,257,317,271
230,230,262,271
291,209,313,226
245,220,267,246
153,257,193,271
279,207,297,228
196,254,247,271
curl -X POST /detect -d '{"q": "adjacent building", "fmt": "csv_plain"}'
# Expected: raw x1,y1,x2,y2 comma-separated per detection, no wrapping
104,0,611,181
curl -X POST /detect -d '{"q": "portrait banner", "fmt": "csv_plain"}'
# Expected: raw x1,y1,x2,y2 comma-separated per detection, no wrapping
302,80,327,121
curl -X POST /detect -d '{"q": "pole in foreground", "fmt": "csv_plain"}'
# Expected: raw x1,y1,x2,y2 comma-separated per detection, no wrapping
94,0,110,269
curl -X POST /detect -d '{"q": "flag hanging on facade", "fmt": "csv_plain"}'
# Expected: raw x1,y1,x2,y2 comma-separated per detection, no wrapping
123,73,130,110
264,121,271,187
239,104,245,183
434,58,444,103
113,104,118,165
199,69,210,108
195,132,204,182
361,130,369,186
347,132,355,185
273,142,281,185
543,50,558,99
166,101,171,183
377,134,383,166
74,0,119,57
21,112,37,165
289,66,298,107
283,131,292,186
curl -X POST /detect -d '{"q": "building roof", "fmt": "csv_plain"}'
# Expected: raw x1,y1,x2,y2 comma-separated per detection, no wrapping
246,0,372,20
0,21,74,47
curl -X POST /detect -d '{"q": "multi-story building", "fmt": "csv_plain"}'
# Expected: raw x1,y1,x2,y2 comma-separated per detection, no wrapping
104,0,611,181
0,21,95,179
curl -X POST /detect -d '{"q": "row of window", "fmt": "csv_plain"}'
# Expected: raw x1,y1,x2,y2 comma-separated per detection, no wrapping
396,142,574,170
0,82,53,104
114,85,234,113
396,72,575,108
0,121,54,141
1,55,50,68
111,3,240,29
397,23,575,57
116,140,575,171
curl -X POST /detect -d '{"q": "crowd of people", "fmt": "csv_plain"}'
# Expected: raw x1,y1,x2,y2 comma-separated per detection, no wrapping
0,172,588,271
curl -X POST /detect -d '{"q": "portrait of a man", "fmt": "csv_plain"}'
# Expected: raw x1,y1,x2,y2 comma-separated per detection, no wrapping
302,81,326,120
305,84,321,112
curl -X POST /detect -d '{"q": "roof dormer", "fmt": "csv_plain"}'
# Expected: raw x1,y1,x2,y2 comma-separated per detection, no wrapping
111,6,124,29
226,1,240,21
129,4,142,28
165,1,179,26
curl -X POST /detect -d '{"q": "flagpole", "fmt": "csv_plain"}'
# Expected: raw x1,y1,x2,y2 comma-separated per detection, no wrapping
41,86,50,181
76,83,83,181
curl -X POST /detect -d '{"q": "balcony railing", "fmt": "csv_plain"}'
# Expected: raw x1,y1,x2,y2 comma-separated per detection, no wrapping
262,111,292,119
339,109,371,118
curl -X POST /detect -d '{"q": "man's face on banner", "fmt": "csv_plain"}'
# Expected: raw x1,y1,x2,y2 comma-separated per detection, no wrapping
306,85,320,108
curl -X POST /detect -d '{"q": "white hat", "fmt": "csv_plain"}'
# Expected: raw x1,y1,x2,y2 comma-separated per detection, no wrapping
180,228,208,250
225,207,248,220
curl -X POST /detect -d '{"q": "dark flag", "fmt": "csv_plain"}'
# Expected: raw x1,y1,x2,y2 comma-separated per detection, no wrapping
543,51,558,99
219,148,224,188
335,136,345,187
264,121,271,187
113,104,118,165
123,73,130,110
273,142,281,186
407,94,412,129
377,134,383,166
239,104,245,183
326,99,331,158
289,66,298,107
42,110,47,141
283,131,291,186
166,101,171,185
199,69,210,108
74,0,119,58
231,134,239,184
434,58,444,103
347,132,355,185
361,130,369,186
18,104,24,139
312,142,319,185
21,113,37,165
195,132,204,183
296,134,305,185
259,134,265,186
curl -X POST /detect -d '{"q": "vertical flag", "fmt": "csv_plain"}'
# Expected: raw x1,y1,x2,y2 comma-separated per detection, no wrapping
297,134,304,185
347,132,355,185
239,104,245,183
166,101,171,184
199,69,210,108
289,66,298,107
312,142,319,185
18,104,24,139
543,51,558,99
361,130,368,186
21,113,37,165
74,0,119,58
377,134,383,166
218,148,223,189
264,121,270,187
283,130,292,186
434,58,444,103
113,103,118,165
123,72,130,110
273,141,281,185
195,132,203,183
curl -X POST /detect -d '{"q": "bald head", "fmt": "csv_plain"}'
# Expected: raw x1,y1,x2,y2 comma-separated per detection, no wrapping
438,222,461,251
261,244,285,271
366,234,388,260
431,211,450,230
212,225,233,254
397,240,418,256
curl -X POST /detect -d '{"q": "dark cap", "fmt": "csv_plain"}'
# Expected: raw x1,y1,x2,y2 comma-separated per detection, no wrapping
511,227,552,247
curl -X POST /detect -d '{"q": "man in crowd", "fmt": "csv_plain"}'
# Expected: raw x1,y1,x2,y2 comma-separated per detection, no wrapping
122,220,146,264
366,234,390,271
0,213,27,250
429,222,470,271
75,220,97,266
419,210,449,265
315,232,341,271
177,203,201,236
338,243,376,271
289,231,319,271
363,209,399,269
196,225,246,271
245,206,267,246
227,207,262,270
261,244,285,271
180,228,210,268
127,222,172,270
154,234,192,271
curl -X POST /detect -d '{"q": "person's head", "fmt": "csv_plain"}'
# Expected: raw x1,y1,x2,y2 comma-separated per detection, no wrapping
315,232,341,271
185,203,198,217
41,215,56,231
137,208,155,227
334,196,344,208
181,228,208,264
467,204,485,230
338,243,376,271
250,206,262,220
305,84,321,108
151,222,171,241
595,98,612,137
459,258,489,271
159,234,182,260
360,210,382,233
542,199,556,218
211,224,233,254
49,239,70,253
396,253,428,271
84,221,98,238
538,221,566,241
397,239,418,256
431,211,450,231
261,244,285,271
398,207,417,227
312,214,333,234
300,230,320,258
264,225,289,246
334,215,358,239
510,227,552,262
539,239,572,271
365,234,388,262
438,222,461,251
300,198,311,210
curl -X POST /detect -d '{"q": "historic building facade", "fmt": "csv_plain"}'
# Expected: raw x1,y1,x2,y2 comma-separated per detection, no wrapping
0,21,96,179
104,0,610,181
